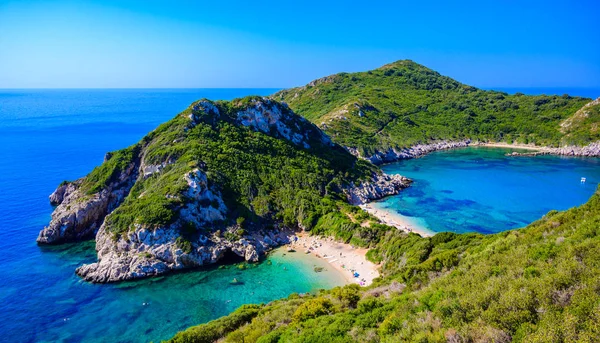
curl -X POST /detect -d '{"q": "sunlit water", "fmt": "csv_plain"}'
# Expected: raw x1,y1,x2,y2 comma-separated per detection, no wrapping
0,89,345,343
2,89,599,342
375,147,600,234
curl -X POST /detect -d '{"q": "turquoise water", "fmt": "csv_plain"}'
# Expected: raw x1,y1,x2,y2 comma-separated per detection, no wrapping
0,89,345,343
376,147,600,235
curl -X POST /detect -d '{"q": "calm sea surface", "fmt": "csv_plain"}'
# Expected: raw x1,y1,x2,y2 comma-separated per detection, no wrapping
376,147,600,235
0,89,346,343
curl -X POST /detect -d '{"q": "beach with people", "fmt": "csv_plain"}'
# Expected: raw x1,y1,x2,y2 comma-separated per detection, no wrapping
287,232,380,286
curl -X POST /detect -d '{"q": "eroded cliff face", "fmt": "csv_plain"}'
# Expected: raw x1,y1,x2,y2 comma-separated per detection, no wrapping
74,168,256,282
75,223,293,283
344,173,411,205
36,159,139,244
190,98,333,149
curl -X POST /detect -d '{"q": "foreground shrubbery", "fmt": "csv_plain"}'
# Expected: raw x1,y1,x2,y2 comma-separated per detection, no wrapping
275,60,592,154
168,188,600,342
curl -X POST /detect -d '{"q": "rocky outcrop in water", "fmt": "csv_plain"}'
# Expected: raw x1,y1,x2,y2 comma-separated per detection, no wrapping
344,173,411,205
347,140,472,165
505,141,600,157
37,159,139,244
75,222,293,283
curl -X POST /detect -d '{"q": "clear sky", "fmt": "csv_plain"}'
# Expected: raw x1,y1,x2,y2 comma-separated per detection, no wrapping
0,0,598,88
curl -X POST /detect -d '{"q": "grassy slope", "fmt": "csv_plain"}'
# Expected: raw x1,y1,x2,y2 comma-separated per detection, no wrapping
273,60,592,156
168,187,600,343
561,101,600,144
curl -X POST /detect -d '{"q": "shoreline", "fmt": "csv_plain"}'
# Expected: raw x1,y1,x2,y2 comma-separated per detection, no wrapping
476,142,544,151
286,232,380,286
360,203,434,237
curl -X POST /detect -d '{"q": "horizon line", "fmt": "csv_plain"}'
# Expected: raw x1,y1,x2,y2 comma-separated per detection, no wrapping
1,86,600,90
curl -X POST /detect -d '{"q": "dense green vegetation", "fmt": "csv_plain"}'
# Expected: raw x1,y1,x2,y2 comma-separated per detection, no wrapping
168,187,600,343
82,96,388,246
274,60,593,156
561,101,600,145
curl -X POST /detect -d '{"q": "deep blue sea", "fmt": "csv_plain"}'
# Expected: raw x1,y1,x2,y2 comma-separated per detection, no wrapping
0,89,347,343
1,88,599,342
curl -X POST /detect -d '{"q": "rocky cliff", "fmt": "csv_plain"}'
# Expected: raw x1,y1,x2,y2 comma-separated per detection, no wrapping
37,154,140,244
344,172,411,205
39,96,409,283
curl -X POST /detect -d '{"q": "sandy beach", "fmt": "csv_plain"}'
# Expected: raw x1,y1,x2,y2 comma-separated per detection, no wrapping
360,204,433,237
287,232,380,286
477,142,543,151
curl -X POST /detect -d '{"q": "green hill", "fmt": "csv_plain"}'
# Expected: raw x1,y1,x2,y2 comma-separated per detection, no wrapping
38,96,404,282
273,60,592,156
168,187,600,343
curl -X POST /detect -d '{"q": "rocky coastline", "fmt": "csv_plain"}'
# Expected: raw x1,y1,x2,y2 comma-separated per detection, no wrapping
505,141,600,158
63,169,408,283
71,168,409,283
348,139,600,165
346,140,472,165
37,157,140,244
344,172,411,205
75,224,296,283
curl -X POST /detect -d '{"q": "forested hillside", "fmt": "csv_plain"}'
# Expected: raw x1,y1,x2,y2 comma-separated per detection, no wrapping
274,60,592,156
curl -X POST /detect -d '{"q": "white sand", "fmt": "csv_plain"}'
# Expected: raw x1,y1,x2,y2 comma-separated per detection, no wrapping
477,142,543,151
360,204,433,237
288,232,380,286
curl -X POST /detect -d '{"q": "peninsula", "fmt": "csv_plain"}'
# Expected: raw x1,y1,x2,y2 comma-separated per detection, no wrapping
38,97,409,282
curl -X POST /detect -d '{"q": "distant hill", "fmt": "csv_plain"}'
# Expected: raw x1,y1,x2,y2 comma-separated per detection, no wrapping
273,60,593,156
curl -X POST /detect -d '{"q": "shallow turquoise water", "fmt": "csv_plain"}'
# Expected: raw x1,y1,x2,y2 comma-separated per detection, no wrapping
0,89,345,343
31,247,343,343
376,147,600,234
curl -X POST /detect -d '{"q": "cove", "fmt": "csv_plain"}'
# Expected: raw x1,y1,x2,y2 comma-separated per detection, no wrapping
374,147,600,235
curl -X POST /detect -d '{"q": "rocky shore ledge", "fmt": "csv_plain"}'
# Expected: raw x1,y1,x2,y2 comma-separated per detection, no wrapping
75,225,296,283
344,172,411,205
346,140,472,165
505,141,600,158
39,168,407,283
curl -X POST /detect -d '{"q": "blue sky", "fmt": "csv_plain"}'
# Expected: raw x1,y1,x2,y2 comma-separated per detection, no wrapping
0,0,598,88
